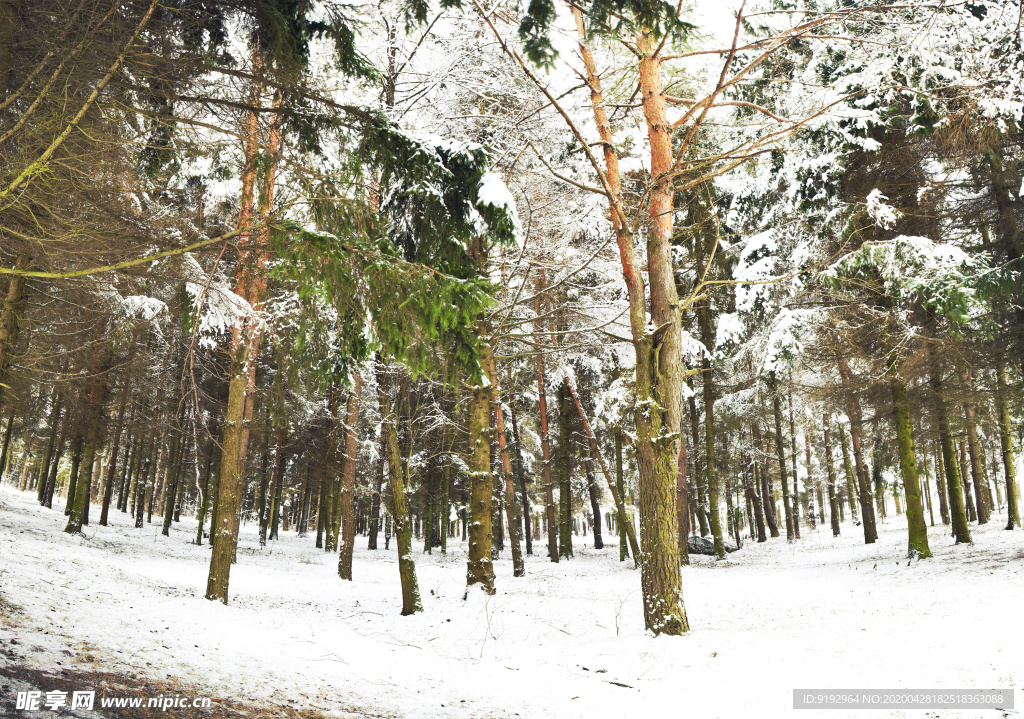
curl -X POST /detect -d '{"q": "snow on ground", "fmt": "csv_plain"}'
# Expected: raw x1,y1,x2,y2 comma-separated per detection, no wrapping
1,484,1022,718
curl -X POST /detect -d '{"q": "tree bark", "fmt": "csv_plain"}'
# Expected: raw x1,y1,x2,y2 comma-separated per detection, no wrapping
930,355,971,544
338,373,361,580
890,380,930,557
490,375,524,576
767,373,795,540
378,367,422,614
838,361,877,542
465,341,496,596
995,359,1020,529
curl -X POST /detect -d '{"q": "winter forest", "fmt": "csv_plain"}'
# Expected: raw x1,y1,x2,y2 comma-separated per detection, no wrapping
1,0,1023,716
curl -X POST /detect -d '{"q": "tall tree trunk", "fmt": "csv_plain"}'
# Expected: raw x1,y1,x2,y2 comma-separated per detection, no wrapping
787,378,801,538
698,308,726,559
65,345,111,534
465,336,496,596
557,379,573,559
890,379,930,557
996,358,1020,529
742,450,767,542
368,430,384,550
585,458,604,549
767,373,795,540
752,421,780,537
490,375,524,577
823,416,841,537
36,398,61,504
508,391,531,556
378,368,422,614
838,361,877,542
676,428,691,562
338,373,361,580
959,367,989,524
837,423,859,524
572,10,687,634
205,64,281,603
616,431,629,561
930,354,971,544
196,437,215,545
533,270,558,562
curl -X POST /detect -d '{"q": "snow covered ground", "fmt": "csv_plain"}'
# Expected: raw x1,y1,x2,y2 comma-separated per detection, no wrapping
1,484,1021,718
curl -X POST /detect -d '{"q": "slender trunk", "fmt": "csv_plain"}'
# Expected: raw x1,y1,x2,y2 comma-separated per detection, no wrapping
465,336,496,595
196,438,215,545
931,354,971,544
890,379,930,557
959,367,989,524
958,439,976,522
65,336,111,533
996,358,1020,529
822,417,841,537
616,431,629,560
742,450,767,542
752,421,779,537
557,379,574,559
338,373,361,580
378,368,422,614
534,270,558,562
767,373,795,540
787,378,801,538
699,308,725,559
838,361,877,542
368,430,384,550
676,427,691,562
508,392,531,555
490,375,524,577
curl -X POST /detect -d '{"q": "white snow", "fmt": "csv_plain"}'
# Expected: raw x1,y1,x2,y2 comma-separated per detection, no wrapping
1,485,1022,718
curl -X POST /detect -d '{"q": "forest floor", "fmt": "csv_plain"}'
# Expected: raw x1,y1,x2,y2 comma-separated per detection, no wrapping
1,485,1022,719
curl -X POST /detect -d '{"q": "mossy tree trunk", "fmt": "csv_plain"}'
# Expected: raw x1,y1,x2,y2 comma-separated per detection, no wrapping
378,367,422,615
889,379,930,557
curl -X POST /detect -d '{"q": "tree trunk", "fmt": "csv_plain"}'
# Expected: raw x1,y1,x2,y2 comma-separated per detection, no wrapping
959,367,989,524
508,392,531,555
65,348,111,534
996,358,1020,529
931,356,971,544
338,373,361,580
0,255,29,410
557,379,573,559
698,308,726,559
465,339,496,596
534,271,559,563
378,367,422,614
787,378,801,538
838,361,877,542
822,416,841,537
752,421,780,537
890,380,930,557
767,373,795,540
490,374,524,577
368,430,384,550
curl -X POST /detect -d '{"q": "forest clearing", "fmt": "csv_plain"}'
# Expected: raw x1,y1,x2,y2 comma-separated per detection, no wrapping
2,0,1023,715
